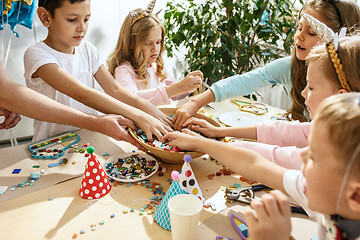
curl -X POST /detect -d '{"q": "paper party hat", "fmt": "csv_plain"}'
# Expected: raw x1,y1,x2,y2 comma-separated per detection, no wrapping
178,154,205,202
154,171,187,230
79,147,111,200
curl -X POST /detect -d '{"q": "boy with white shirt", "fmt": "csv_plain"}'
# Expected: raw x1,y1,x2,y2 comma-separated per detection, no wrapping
24,0,172,142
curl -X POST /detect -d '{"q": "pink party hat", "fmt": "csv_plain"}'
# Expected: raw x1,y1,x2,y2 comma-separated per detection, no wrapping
79,147,111,200
154,171,187,230
178,154,205,202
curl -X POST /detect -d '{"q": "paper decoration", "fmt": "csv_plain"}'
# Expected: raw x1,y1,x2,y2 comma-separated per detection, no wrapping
79,147,111,200
154,171,187,230
178,155,205,202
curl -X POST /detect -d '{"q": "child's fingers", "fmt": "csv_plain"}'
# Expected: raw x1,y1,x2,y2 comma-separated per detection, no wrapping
163,123,174,133
117,116,136,130
5,112,21,128
244,206,258,226
161,116,174,128
261,193,283,218
269,190,291,218
189,125,209,135
174,116,188,131
162,131,179,142
191,70,204,79
250,200,270,221
183,117,206,127
181,128,199,136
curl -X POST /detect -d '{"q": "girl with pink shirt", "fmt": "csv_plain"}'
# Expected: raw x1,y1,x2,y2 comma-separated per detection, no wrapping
107,0,203,106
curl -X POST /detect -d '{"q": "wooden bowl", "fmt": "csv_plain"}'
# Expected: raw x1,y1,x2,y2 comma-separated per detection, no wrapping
129,107,221,164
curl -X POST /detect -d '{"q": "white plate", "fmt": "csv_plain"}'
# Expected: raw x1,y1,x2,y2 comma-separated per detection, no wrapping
218,111,261,127
105,152,159,182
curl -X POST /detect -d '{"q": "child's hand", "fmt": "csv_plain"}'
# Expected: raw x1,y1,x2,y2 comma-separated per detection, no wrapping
0,108,21,129
244,190,292,240
173,101,200,130
179,70,204,92
183,117,220,138
163,128,204,152
142,103,174,128
137,114,173,142
97,114,147,151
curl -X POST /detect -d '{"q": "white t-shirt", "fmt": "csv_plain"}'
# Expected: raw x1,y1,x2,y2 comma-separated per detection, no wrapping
24,41,103,142
283,170,326,239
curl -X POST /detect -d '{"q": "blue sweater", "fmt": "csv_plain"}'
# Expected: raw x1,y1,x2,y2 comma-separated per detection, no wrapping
210,56,292,102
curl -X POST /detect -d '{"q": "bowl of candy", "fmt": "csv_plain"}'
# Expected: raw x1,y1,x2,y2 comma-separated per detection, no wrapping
129,107,221,164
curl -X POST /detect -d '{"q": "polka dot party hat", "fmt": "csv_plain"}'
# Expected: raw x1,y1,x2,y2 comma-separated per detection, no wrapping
178,155,205,202
154,171,187,230
79,147,111,200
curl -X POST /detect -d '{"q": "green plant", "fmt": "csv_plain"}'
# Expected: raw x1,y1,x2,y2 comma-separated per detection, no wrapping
164,0,303,84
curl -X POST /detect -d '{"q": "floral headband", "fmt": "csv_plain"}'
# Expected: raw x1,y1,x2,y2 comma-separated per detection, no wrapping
302,13,351,92
129,0,156,27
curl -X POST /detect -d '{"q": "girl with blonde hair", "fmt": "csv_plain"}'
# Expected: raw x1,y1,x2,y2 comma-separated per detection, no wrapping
107,1,203,106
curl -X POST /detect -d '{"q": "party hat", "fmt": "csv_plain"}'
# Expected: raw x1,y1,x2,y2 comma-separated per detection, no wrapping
154,171,187,230
79,147,111,200
178,155,205,202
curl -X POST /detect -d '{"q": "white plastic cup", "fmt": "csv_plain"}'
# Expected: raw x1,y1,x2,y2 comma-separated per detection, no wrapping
168,194,203,240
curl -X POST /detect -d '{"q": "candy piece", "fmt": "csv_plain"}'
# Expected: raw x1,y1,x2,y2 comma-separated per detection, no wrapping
12,169,21,174
48,163,59,168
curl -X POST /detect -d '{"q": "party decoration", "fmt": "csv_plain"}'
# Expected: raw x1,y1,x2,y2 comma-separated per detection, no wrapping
0,0,36,37
154,171,187,230
129,0,157,26
178,154,205,202
79,147,111,200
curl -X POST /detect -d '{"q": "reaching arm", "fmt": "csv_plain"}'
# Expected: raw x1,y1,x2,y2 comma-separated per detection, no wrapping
165,70,203,98
0,63,145,148
182,117,257,139
173,89,215,130
95,65,173,126
163,129,286,191
173,56,293,130
33,63,172,141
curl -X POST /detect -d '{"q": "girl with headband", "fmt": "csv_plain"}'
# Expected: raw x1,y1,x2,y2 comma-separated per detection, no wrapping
172,0,360,129
107,0,204,106
175,16,360,170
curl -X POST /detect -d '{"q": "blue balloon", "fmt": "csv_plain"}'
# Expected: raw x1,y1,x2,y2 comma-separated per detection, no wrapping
0,0,37,37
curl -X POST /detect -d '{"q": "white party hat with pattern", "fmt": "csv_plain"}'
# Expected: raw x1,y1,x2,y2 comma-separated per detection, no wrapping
154,171,187,230
178,154,205,202
79,147,111,200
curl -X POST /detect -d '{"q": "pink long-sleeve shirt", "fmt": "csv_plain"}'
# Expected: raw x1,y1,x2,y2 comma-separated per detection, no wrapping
230,120,311,170
114,62,186,106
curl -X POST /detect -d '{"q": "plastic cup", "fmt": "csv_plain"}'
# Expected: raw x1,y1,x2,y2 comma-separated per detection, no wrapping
168,194,203,240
